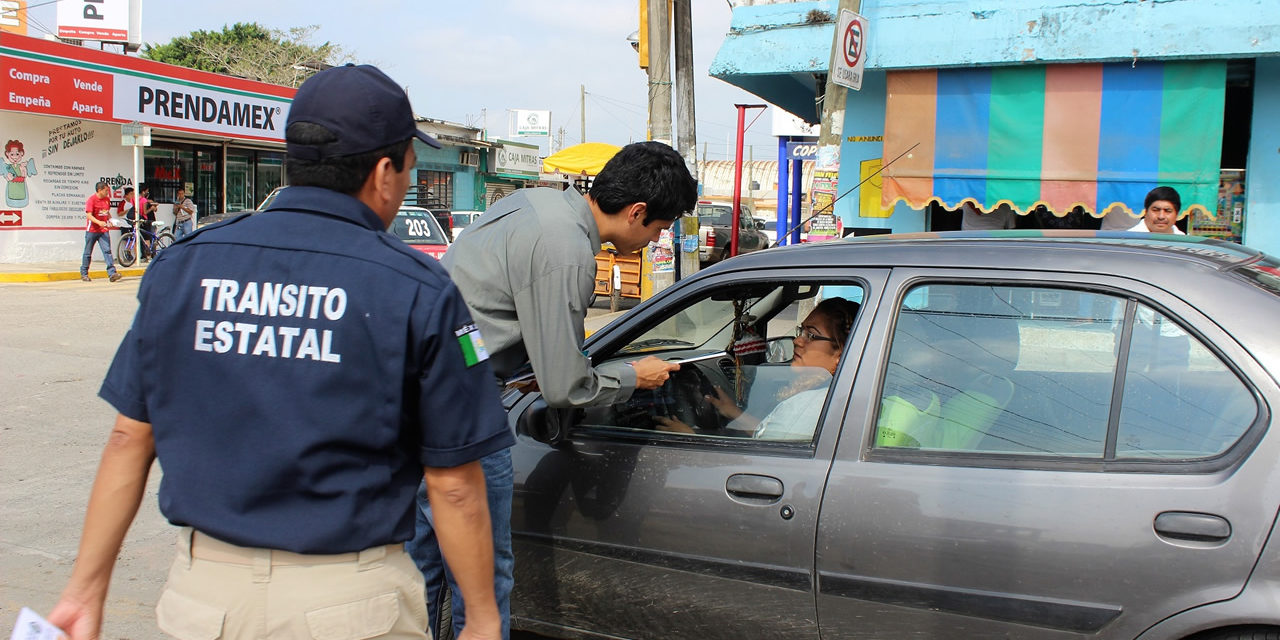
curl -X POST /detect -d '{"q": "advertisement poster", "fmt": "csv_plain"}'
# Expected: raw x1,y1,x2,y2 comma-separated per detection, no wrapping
808,169,841,242
650,228,674,273
0,111,132,260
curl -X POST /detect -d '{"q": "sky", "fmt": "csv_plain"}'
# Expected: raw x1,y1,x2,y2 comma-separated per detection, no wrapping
22,0,783,161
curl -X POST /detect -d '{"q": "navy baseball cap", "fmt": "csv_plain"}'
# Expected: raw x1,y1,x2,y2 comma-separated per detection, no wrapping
286,64,441,161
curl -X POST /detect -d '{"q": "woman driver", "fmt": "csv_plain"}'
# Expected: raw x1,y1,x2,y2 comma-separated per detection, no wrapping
656,296,859,440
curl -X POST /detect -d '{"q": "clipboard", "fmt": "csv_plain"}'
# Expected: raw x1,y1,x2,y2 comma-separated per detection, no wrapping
666,351,727,365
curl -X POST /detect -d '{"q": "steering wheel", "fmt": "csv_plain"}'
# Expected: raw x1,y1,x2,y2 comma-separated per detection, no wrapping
663,363,728,434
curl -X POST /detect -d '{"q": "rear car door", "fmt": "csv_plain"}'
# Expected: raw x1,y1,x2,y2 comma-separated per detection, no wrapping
816,270,1279,639
511,270,887,640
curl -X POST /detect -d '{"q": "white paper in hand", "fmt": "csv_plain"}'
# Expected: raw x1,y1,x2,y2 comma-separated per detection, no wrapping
8,608,65,640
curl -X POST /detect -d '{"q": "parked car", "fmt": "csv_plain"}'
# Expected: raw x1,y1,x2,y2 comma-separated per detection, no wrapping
505,231,1280,640
449,210,483,241
389,206,449,259
696,199,770,266
257,186,285,211
195,186,287,227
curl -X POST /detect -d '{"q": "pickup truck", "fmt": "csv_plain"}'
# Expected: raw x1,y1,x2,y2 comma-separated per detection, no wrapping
696,199,770,267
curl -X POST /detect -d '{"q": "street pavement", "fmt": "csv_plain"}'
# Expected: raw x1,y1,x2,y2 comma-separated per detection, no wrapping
0,276,165,639
0,263,627,638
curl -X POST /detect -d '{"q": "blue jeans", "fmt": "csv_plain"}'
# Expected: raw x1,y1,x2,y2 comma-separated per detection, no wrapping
80,232,118,277
175,219,193,240
409,447,513,640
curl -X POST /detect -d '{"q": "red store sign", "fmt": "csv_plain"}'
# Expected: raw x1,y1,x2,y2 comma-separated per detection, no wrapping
3,54,112,120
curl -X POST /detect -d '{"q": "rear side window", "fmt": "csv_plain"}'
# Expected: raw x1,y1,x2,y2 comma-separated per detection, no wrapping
873,283,1256,463
1117,307,1255,458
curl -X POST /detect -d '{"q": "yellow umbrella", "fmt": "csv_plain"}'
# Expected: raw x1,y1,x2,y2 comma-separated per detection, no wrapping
542,142,621,177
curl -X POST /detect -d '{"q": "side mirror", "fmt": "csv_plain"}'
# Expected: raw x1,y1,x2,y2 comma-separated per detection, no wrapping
764,335,795,364
511,393,574,446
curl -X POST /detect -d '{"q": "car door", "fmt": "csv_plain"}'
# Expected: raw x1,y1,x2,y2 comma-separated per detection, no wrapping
511,270,888,640
816,269,1280,639
737,208,765,252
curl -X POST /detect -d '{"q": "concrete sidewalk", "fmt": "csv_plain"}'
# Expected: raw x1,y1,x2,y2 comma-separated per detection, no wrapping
0,260,149,283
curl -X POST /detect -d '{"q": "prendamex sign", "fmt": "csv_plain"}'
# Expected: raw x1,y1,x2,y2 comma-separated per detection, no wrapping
114,76,285,138
0,35,293,143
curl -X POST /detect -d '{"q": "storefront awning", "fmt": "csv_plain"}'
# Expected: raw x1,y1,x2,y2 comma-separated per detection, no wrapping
708,0,837,125
882,61,1226,218
542,142,620,177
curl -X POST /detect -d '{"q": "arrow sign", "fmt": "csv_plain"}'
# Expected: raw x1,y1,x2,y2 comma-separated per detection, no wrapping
0,210,22,225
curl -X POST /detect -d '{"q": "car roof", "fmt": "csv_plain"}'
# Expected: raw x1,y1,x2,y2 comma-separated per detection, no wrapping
727,230,1267,273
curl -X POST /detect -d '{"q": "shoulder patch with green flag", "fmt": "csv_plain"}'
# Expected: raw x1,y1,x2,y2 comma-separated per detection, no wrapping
454,322,489,367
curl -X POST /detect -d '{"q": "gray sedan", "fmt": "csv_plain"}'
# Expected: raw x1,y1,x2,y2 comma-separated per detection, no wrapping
506,231,1280,640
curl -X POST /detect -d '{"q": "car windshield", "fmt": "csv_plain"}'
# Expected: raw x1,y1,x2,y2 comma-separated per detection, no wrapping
391,210,447,245
451,212,476,228
257,187,284,211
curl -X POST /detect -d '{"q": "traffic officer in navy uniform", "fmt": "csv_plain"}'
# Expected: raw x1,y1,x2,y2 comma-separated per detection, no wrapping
48,64,513,640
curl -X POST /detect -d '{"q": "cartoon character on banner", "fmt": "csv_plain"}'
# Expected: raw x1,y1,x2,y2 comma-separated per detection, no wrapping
3,139,37,208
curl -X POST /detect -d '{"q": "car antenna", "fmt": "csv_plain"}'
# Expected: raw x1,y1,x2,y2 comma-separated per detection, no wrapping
770,141,920,248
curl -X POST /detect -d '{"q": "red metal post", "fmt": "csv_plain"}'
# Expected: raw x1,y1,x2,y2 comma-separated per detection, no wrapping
730,105,746,258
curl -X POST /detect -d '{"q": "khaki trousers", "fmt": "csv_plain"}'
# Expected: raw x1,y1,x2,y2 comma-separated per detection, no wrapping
156,527,429,640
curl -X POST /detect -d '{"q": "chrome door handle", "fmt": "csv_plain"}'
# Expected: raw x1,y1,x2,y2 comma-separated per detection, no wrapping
726,473,784,500
1154,511,1232,543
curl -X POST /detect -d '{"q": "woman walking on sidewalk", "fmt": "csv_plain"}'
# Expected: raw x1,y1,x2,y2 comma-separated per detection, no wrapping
81,181,121,282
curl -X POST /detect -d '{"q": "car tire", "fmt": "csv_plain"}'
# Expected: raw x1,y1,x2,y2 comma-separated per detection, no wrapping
433,586,455,640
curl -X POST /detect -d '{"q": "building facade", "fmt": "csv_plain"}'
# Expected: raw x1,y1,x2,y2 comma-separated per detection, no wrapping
711,0,1280,252
0,32,294,262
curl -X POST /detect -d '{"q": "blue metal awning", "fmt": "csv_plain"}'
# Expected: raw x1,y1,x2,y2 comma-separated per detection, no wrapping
709,0,837,125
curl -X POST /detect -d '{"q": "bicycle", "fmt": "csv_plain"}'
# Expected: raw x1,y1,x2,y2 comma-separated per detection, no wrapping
115,219,174,267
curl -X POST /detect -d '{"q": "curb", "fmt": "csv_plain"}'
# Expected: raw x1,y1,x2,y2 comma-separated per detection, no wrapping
0,266,148,283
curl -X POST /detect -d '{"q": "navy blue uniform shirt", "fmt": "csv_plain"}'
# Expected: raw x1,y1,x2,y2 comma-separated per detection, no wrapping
100,186,514,554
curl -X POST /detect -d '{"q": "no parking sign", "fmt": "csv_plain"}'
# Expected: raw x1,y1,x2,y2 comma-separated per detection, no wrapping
831,9,867,91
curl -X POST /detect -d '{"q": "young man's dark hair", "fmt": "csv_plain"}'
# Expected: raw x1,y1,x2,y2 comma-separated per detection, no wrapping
1144,186,1181,213
589,141,698,225
285,121,412,194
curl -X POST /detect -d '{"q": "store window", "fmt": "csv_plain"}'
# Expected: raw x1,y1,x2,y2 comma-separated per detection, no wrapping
144,143,219,215
255,152,284,208
226,151,253,212
416,170,453,210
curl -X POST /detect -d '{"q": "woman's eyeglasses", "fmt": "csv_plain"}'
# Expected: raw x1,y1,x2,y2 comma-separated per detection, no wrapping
794,325,837,344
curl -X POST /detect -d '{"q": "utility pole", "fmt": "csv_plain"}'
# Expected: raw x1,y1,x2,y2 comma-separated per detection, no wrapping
673,0,696,174
646,0,672,145
672,0,698,281
580,84,586,144
816,0,861,172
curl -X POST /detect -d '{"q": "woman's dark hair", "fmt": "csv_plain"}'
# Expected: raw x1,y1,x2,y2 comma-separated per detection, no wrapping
1144,186,1181,213
813,297,861,348
285,122,412,195
589,141,697,225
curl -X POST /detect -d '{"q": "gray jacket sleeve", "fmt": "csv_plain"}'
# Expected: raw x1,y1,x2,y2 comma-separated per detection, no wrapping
512,264,637,408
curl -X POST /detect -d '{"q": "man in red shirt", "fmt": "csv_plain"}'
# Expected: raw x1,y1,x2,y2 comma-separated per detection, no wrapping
81,181,121,282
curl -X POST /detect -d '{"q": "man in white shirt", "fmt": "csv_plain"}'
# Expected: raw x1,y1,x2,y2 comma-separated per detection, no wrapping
173,187,196,239
1127,186,1185,234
